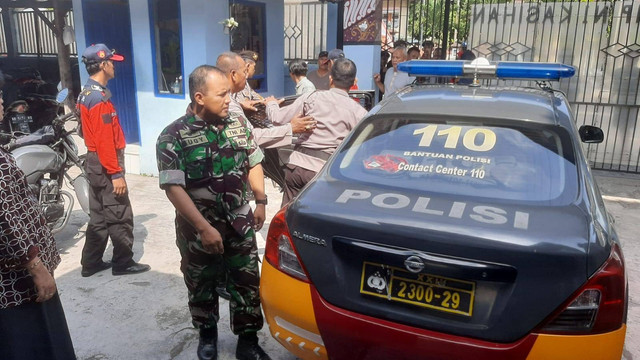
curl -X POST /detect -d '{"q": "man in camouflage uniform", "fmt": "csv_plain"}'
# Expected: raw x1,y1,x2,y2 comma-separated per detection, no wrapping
156,65,270,360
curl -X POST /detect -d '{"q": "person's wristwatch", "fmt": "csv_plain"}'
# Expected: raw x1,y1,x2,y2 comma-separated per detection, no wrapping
255,196,268,205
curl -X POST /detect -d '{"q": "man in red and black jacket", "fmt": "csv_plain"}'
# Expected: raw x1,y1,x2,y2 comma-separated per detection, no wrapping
76,43,150,277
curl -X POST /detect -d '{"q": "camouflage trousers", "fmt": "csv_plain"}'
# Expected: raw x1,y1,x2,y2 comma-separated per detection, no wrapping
175,216,263,335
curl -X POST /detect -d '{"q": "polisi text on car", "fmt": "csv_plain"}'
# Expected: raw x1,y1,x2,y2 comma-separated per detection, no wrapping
336,189,529,230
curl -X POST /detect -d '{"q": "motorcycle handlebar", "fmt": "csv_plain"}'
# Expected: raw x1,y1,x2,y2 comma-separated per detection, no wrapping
59,112,76,122
52,112,77,127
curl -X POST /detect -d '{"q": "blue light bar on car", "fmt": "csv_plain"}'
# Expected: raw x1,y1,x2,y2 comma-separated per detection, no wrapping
495,62,576,80
397,58,576,81
397,60,467,76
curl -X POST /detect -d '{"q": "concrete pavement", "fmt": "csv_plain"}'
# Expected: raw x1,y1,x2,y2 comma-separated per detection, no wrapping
54,174,293,360
53,170,640,360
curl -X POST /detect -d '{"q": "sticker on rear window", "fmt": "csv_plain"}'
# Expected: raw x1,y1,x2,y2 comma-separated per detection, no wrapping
363,154,408,174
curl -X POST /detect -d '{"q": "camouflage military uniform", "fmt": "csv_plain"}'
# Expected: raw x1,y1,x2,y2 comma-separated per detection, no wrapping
156,110,265,335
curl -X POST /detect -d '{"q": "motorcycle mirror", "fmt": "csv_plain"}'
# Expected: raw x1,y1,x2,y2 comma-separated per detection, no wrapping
56,88,69,104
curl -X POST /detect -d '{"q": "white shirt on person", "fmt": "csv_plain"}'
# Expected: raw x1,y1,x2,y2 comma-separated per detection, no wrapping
295,77,316,95
383,67,415,98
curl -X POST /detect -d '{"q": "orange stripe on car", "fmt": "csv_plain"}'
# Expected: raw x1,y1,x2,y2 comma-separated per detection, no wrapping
260,261,327,360
526,325,626,360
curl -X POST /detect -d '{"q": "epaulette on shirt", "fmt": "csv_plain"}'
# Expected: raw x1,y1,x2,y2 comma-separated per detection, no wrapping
77,85,111,110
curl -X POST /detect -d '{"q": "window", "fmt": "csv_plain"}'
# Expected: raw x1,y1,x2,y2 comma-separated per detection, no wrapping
334,117,578,205
230,0,267,92
149,0,183,96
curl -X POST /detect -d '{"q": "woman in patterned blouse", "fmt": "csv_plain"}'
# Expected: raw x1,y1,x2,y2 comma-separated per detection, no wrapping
0,71,76,359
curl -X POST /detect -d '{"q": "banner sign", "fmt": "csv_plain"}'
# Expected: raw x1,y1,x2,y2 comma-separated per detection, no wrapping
343,0,382,44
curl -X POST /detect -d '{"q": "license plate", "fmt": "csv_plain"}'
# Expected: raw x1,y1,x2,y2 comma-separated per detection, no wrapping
360,261,476,316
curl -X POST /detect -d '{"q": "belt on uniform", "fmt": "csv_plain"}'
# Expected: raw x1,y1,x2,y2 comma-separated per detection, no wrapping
87,149,124,154
294,146,331,161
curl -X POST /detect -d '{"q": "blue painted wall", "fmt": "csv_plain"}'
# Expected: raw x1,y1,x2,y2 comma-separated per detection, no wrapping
254,0,285,98
73,0,285,176
326,3,338,51
344,44,380,92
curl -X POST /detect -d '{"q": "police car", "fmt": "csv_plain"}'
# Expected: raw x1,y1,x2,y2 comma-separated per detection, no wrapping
260,59,628,360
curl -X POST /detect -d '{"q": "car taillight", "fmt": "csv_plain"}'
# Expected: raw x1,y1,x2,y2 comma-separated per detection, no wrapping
264,207,309,282
540,243,626,334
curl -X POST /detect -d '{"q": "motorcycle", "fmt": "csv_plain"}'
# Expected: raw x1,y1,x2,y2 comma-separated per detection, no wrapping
0,67,60,136
2,89,90,234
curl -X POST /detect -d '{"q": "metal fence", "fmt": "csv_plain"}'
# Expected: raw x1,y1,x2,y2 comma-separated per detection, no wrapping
2,8,77,56
284,1,328,62
0,10,6,55
383,0,640,173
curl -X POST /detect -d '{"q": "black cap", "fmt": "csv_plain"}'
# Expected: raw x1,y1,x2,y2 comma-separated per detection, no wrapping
318,51,329,58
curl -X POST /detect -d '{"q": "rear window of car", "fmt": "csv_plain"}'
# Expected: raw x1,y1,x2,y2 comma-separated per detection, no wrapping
332,117,578,205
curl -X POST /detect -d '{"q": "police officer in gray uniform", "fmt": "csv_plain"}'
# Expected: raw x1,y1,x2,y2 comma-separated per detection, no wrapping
265,58,368,206
216,52,315,149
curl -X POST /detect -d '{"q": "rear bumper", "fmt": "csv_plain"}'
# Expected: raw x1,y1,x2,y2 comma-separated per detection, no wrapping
526,325,626,360
310,288,537,360
261,261,626,360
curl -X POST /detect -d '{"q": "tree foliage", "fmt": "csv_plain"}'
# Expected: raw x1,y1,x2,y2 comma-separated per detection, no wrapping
407,0,472,47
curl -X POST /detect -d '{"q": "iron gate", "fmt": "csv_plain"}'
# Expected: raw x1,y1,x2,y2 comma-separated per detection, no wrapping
382,0,640,173
284,1,328,62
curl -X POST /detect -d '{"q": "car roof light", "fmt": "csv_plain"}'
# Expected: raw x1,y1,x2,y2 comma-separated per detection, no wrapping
398,60,467,77
397,58,576,81
496,62,576,80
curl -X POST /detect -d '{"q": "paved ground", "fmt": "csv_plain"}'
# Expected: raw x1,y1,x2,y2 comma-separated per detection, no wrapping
53,170,640,360
54,173,293,360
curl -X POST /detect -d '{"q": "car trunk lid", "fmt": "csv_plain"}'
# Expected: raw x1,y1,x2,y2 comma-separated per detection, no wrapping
287,180,590,342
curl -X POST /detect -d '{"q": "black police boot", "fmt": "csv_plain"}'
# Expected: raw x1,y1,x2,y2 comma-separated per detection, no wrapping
197,326,218,360
235,333,271,360
81,260,112,277
112,262,151,276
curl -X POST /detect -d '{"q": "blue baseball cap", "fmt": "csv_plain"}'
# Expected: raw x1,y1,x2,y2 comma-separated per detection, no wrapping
328,49,345,61
82,43,124,63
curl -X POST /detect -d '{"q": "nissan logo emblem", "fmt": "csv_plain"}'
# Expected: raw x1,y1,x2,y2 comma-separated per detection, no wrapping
404,256,425,273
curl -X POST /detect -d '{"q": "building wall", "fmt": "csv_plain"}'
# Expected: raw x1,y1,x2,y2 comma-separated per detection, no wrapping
344,45,380,92
72,0,285,176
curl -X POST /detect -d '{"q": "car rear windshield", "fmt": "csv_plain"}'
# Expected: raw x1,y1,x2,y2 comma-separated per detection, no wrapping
333,117,578,205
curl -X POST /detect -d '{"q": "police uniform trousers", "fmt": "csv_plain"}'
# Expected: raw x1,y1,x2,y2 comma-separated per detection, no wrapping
282,165,317,206
0,293,76,360
82,151,135,270
175,215,263,335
